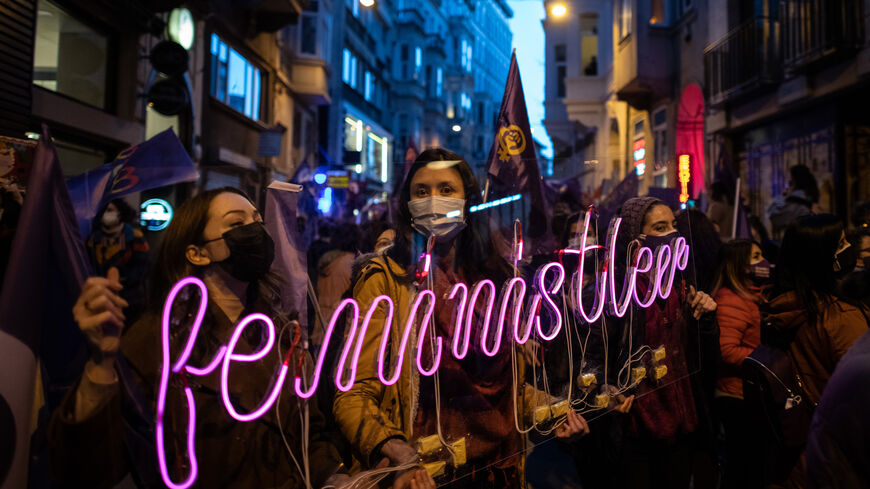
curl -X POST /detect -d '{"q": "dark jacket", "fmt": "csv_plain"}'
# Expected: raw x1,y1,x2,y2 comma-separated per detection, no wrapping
806,328,870,489
49,300,342,488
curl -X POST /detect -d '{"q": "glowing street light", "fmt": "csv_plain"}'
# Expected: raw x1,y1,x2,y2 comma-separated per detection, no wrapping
359,0,375,7
452,124,462,132
549,3,567,18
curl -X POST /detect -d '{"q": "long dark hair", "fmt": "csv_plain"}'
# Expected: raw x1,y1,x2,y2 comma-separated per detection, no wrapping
387,148,510,284
711,239,755,301
91,198,138,233
148,187,282,312
774,213,842,326
676,209,722,291
790,165,819,203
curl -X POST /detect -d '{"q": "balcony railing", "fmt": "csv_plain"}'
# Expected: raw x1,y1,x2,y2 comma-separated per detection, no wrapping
780,0,865,70
705,17,781,106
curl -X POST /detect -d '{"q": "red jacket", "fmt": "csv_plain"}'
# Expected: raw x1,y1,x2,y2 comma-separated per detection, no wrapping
715,287,762,398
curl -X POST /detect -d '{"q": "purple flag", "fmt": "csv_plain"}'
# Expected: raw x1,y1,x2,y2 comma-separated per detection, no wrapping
0,125,91,488
264,181,309,335
66,129,198,237
484,52,551,254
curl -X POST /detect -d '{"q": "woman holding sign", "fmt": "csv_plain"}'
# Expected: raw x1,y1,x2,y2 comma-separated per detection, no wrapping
608,196,719,489
333,149,588,489
50,187,346,488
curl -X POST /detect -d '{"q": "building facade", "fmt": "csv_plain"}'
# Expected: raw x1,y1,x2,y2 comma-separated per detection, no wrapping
705,0,870,227
544,0,710,202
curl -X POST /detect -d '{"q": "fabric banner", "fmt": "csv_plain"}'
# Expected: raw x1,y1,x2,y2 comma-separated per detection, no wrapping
0,125,91,488
66,129,198,237
264,181,309,335
484,52,551,254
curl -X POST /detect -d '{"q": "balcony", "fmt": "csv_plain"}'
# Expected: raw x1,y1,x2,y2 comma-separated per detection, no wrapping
290,57,330,105
780,0,865,72
612,25,673,109
564,75,607,129
704,18,781,107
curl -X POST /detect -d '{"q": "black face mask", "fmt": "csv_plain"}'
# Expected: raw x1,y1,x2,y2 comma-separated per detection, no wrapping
213,222,275,282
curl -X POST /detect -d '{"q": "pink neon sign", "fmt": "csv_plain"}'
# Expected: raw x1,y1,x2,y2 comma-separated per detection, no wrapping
155,216,689,488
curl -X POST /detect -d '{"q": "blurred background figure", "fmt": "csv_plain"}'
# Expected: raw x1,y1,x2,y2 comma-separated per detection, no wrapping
837,227,870,307
749,215,780,264
767,165,820,240
711,240,767,489
706,181,734,240
86,199,149,325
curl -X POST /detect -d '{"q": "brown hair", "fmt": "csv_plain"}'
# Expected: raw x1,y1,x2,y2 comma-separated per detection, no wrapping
711,239,756,301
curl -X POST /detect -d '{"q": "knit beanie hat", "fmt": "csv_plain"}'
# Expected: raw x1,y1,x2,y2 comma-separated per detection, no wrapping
618,196,665,240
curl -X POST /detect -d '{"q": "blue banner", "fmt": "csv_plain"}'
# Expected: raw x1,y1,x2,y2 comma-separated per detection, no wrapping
66,129,198,236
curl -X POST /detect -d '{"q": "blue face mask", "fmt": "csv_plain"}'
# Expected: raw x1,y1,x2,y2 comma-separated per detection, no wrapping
641,231,678,250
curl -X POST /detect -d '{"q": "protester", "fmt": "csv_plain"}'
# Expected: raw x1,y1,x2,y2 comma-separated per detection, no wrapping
759,214,869,487
711,240,767,489
608,196,718,489
676,209,722,292
50,187,346,488
805,328,870,489
313,223,360,347
767,165,819,239
749,215,780,263
86,199,150,325
333,148,589,489
706,181,734,239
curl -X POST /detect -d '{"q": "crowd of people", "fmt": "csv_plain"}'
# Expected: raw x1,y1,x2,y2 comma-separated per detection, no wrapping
44,152,870,489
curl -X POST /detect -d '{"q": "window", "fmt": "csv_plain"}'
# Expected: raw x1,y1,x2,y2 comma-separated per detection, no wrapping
436,67,443,97
33,0,108,109
460,39,467,69
210,33,262,120
414,46,422,79
557,65,566,97
652,107,668,174
617,0,632,39
400,44,409,80
554,44,566,63
364,71,374,101
344,116,363,151
466,44,473,72
300,13,317,54
349,0,359,17
580,15,598,76
342,48,358,88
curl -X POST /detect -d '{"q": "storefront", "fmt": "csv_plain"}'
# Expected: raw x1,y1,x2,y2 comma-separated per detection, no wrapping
342,102,392,190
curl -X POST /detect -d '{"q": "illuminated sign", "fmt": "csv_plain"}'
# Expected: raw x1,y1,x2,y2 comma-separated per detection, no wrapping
140,199,173,231
168,8,194,50
678,154,691,205
155,213,690,488
633,139,646,176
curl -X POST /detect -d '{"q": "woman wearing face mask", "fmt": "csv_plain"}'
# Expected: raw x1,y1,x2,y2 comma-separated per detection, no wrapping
607,197,718,489
710,240,768,489
333,149,588,489
87,199,151,325
51,188,346,488
760,214,869,488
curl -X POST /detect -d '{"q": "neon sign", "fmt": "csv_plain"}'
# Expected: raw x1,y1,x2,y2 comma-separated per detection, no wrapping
633,139,646,176
678,154,691,205
155,216,690,488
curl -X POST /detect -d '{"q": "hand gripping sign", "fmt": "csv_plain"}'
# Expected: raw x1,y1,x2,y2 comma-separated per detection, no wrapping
155,216,689,488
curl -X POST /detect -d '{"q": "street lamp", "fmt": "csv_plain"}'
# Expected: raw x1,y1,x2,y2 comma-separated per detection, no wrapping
452,124,462,132
360,0,375,7
549,3,567,17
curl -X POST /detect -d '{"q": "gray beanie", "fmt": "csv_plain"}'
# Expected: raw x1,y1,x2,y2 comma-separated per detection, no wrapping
618,196,665,240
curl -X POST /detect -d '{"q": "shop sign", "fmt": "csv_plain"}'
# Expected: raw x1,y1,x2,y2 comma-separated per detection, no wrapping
139,198,173,231
154,212,690,488
633,139,646,176
678,154,691,204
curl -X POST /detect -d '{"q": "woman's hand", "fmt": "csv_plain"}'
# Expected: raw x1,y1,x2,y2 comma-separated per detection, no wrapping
602,384,634,413
73,267,127,375
555,410,590,440
688,285,717,319
393,468,436,489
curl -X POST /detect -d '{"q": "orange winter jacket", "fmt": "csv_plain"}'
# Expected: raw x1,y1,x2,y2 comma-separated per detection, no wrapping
714,287,762,398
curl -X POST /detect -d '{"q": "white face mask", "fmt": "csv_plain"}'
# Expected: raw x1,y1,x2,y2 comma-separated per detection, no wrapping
408,196,467,240
102,210,121,228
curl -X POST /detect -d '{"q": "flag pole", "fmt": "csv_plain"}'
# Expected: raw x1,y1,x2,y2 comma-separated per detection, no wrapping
731,178,741,240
